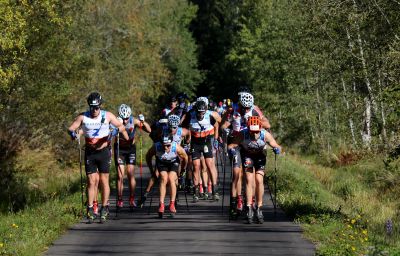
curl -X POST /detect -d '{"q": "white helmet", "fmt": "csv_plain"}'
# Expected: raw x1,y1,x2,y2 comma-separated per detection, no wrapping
118,104,131,119
239,92,254,108
168,115,180,127
197,96,209,106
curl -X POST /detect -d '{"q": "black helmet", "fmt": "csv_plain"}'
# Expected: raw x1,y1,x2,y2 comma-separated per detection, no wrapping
87,92,102,106
176,92,188,103
195,100,207,112
237,86,251,95
170,95,177,102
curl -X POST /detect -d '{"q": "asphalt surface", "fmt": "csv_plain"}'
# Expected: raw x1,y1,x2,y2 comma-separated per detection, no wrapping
46,154,315,255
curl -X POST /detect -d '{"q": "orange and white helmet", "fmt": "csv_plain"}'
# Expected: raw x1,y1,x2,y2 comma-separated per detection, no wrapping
247,116,261,132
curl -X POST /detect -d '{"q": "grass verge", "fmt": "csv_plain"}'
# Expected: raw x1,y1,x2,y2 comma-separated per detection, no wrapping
0,193,81,255
273,152,400,255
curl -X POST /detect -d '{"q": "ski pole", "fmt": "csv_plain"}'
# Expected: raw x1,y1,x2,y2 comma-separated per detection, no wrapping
139,122,143,202
221,139,227,215
78,136,85,218
274,152,277,212
115,131,120,218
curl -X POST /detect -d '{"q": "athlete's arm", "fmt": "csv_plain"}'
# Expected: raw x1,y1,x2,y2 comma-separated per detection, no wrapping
182,128,191,144
220,111,231,130
253,105,271,129
213,121,219,140
109,112,129,140
181,111,191,129
211,111,221,123
135,119,151,133
264,131,281,151
146,145,156,173
176,145,188,170
67,114,84,138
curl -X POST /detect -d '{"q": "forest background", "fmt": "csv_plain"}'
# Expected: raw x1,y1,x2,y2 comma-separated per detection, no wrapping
0,0,399,255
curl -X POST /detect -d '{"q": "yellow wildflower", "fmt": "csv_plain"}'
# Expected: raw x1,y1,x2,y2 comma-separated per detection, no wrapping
349,235,354,240
0,243,3,247
365,237,368,241
357,214,361,219
352,246,356,251
362,230,368,235
12,223,18,228
351,219,356,224
347,224,352,229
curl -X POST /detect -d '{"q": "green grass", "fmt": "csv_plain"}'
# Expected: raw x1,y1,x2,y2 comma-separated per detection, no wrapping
0,193,81,256
273,152,400,255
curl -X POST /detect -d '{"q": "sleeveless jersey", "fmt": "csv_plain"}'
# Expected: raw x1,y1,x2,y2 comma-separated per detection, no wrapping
155,142,178,163
241,129,267,154
119,116,136,148
189,110,214,138
231,107,260,132
172,127,183,145
82,110,109,146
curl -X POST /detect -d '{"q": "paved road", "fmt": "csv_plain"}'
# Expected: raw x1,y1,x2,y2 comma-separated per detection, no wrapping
46,156,315,255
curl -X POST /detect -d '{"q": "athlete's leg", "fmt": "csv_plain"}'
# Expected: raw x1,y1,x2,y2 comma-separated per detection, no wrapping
192,159,201,187
87,173,98,207
126,164,136,197
245,170,254,207
117,164,125,200
99,173,110,206
159,171,168,204
168,171,178,202
255,170,265,207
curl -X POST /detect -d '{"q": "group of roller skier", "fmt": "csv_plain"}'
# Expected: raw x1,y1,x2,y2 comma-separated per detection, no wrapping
67,87,282,224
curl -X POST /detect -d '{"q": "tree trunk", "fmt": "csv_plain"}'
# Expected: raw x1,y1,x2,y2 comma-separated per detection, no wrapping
361,96,372,149
342,78,357,147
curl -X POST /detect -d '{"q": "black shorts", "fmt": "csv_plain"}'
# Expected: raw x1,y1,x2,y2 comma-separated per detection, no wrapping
115,144,136,165
156,159,179,173
242,154,266,173
230,149,242,168
191,140,213,160
85,147,111,174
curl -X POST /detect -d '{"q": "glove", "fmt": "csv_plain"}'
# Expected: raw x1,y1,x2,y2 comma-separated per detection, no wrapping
228,148,237,157
68,130,78,140
138,114,145,122
183,144,190,153
213,139,219,149
273,147,281,155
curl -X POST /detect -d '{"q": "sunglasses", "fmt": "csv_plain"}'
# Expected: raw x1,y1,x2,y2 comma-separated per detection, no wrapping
170,126,178,130
90,106,100,111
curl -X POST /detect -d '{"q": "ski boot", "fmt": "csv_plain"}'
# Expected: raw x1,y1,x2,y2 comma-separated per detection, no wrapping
193,186,200,203
236,195,244,215
138,192,148,208
255,206,264,224
169,201,177,218
93,201,99,217
158,202,165,219
129,196,137,212
87,206,95,224
116,198,123,213
100,205,109,223
246,205,254,224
